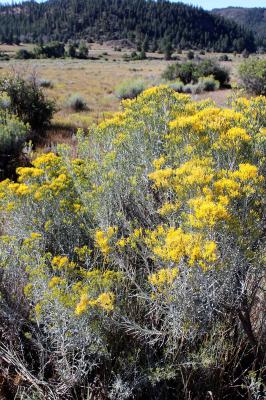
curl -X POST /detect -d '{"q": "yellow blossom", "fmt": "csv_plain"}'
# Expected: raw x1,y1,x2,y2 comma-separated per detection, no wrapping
95,227,117,256
75,293,89,315
17,167,44,181
48,276,63,288
148,167,174,188
152,156,166,170
232,164,258,181
95,292,115,311
52,255,76,270
188,196,229,228
148,268,179,288
32,152,59,168
214,127,251,150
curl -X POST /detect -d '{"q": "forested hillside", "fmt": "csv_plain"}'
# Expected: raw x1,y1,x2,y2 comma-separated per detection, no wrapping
0,0,256,52
212,7,266,49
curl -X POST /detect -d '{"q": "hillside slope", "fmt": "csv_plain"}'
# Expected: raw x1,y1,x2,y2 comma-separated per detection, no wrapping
0,0,256,52
212,7,266,48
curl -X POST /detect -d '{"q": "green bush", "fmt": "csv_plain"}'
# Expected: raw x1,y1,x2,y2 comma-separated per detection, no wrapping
130,51,138,60
182,83,195,94
122,53,131,62
67,41,77,58
161,64,177,81
121,50,147,61
168,80,184,93
0,93,11,110
115,79,146,99
239,58,266,95
66,93,88,111
163,41,174,60
0,51,9,61
0,110,29,156
0,75,55,131
162,62,195,84
219,54,230,62
198,75,220,91
34,42,65,58
195,59,229,86
78,41,89,59
162,59,229,87
242,49,250,58
38,79,53,88
183,82,203,94
15,49,35,60
187,50,194,60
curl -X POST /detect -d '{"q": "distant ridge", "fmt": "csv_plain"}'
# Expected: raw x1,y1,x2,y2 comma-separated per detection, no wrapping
0,0,256,52
212,7,266,49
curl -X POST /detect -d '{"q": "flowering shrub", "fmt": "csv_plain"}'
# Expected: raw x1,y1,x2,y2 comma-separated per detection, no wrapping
0,86,265,399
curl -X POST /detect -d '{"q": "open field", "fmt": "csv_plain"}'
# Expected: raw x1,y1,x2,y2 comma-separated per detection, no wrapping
1,42,265,148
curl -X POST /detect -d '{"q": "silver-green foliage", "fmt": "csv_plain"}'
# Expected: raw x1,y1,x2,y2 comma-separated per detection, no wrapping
239,58,266,95
66,93,88,111
0,109,29,155
115,79,147,99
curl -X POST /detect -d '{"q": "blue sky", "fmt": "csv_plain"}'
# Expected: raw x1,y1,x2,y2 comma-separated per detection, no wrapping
179,0,266,9
0,0,265,9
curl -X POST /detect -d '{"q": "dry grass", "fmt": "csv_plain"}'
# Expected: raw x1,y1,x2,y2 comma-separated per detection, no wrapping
0,42,265,148
0,43,171,131
0,43,34,55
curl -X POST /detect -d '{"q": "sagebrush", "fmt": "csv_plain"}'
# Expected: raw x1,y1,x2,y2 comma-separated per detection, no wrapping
0,86,265,399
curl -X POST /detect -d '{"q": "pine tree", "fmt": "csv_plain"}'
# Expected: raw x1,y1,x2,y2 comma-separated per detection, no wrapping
68,41,77,58
163,39,173,60
78,40,89,59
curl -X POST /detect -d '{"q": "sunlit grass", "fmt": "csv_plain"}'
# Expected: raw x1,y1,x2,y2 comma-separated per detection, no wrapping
0,43,265,149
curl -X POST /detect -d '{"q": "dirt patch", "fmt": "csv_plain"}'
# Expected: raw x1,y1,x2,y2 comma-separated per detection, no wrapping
192,88,233,107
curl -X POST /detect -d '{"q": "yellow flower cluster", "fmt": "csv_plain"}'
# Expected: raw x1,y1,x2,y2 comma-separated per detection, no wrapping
148,268,179,289
98,111,127,131
232,163,259,181
52,255,76,270
7,182,31,196
32,152,59,168
75,291,115,315
23,232,42,246
95,227,117,256
213,127,251,151
0,85,265,323
188,196,229,228
17,167,44,181
149,157,214,194
48,276,64,289
170,107,243,134
148,167,174,188
214,178,241,198
0,152,82,213
145,226,218,268
85,269,123,289
116,228,143,250
74,245,92,262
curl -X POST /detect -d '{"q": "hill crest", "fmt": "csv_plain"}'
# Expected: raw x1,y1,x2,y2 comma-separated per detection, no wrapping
212,6,266,49
0,0,256,52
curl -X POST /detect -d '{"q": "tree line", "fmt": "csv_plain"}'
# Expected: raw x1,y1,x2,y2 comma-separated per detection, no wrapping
0,0,256,52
